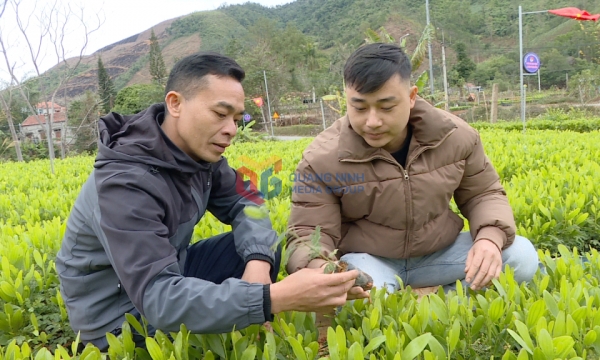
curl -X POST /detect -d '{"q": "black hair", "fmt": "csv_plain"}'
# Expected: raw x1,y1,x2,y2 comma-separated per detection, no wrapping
165,52,245,98
343,43,412,94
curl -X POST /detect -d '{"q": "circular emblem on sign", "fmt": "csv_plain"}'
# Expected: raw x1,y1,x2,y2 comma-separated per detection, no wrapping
243,113,252,122
523,52,540,73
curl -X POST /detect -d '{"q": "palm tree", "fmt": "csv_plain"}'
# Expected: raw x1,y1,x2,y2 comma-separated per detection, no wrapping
364,24,435,91
323,24,436,115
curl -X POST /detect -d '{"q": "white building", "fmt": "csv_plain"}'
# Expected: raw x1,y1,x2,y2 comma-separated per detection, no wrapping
19,102,73,144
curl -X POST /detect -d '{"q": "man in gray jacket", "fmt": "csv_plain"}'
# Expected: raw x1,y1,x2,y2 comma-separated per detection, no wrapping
56,52,359,351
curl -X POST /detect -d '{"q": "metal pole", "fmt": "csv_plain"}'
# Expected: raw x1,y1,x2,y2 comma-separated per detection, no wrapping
519,5,525,130
320,99,327,131
263,70,275,137
425,0,434,95
441,30,449,112
538,68,541,91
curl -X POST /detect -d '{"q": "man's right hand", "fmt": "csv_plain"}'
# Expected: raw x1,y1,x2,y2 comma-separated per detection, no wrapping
269,268,359,314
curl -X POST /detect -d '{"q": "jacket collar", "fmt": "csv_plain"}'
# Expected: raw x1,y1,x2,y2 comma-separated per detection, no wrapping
338,96,458,162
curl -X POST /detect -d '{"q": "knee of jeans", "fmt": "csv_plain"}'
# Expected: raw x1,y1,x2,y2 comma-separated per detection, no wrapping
340,253,400,291
503,235,539,283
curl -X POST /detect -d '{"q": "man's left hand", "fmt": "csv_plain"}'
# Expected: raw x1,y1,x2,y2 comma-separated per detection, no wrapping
465,239,502,290
242,260,272,285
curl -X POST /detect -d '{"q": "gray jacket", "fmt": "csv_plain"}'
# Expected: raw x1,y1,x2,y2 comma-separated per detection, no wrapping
55,103,278,342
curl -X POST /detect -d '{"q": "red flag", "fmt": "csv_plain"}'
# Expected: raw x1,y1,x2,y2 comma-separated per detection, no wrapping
252,97,264,107
548,7,600,21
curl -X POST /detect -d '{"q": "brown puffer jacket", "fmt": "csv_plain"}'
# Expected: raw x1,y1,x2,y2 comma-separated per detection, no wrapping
285,97,516,273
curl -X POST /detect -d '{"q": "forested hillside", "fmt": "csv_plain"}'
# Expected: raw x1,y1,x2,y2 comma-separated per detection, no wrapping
3,0,599,126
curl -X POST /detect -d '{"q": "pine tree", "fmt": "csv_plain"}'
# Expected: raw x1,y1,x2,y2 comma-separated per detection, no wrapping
97,56,116,114
149,29,168,87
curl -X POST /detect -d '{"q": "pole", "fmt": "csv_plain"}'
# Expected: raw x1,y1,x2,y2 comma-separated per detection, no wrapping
538,68,541,92
491,83,499,123
263,70,275,138
519,5,525,130
320,99,327,131
425,0,434,95
441,30,449,112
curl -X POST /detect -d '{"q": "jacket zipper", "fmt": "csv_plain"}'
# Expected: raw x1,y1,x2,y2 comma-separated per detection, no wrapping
206,169,212,187
402,127,457,257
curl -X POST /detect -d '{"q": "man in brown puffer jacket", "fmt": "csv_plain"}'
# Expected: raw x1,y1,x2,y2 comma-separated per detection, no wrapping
285,43,538,299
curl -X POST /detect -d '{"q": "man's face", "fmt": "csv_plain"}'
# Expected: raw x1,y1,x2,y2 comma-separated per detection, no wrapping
346,74,418,153
166,74,245,163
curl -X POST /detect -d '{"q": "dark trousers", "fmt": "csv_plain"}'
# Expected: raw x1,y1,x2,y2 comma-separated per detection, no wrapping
184,232,282,283
85,232,282,352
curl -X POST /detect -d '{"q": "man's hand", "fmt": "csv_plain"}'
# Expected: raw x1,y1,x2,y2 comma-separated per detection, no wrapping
310,260,370,301
347,286,370,300
269,268,359,314
465,239,502,290
242,260,272,285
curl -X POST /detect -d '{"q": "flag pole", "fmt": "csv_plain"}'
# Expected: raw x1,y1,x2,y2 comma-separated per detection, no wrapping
519,5,525,131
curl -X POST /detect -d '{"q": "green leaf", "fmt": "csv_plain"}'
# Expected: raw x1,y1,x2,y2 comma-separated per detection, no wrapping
536,328,554,359
347,342,364,360
205,334,226,359
527,300,546,329
106,332,124,354
125,313,147,338
364,335,386,354
553,336,575,359
543,291,559,318
447,319,460,354
1,281,15,298
427,336,447,360
146,337,165,360
286,336,308,360
402,333,433,360
508,329,532,355
240,344,257,360
584,329,597,346
517,348,529,360
515,320,535,354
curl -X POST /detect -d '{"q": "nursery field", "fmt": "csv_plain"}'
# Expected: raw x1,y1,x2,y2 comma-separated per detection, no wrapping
0,119,600,359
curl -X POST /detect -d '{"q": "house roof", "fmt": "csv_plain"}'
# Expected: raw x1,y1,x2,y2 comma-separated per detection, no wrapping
36,101,65,109
22,112,67,126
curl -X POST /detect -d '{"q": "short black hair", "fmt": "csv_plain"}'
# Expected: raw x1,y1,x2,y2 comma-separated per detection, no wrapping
165,52,245,98
343,43,412,94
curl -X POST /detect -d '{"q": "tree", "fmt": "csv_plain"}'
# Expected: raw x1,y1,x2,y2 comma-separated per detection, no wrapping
363,24,434,91
450,42,476,98
97,56,113,111
67,90,100,154
0,81,23,161
452,42,476,82
0,0,102,172
97,56,115,114
112,83,164,115
149,29,167,87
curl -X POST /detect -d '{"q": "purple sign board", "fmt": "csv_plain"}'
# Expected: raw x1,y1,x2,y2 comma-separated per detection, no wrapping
523,52,540,73
243,113,252,122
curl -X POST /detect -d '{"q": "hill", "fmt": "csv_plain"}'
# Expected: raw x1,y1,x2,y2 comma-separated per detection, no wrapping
40,0,600,103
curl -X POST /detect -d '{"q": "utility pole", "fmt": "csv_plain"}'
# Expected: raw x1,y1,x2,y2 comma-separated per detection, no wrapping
441,29,449,112
425,0,435,95
263,70,275,137
519,5,525,130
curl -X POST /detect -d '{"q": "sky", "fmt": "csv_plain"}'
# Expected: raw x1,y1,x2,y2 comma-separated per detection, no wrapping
0,0,294,83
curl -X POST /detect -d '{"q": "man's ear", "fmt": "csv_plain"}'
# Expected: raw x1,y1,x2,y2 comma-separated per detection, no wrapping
409,85,418,109
165,91,183,118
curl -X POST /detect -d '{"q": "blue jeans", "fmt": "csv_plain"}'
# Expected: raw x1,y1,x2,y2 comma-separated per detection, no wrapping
340,231,539,292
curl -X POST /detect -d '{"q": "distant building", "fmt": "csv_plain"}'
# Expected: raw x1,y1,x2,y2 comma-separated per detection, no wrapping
20,102,72,144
